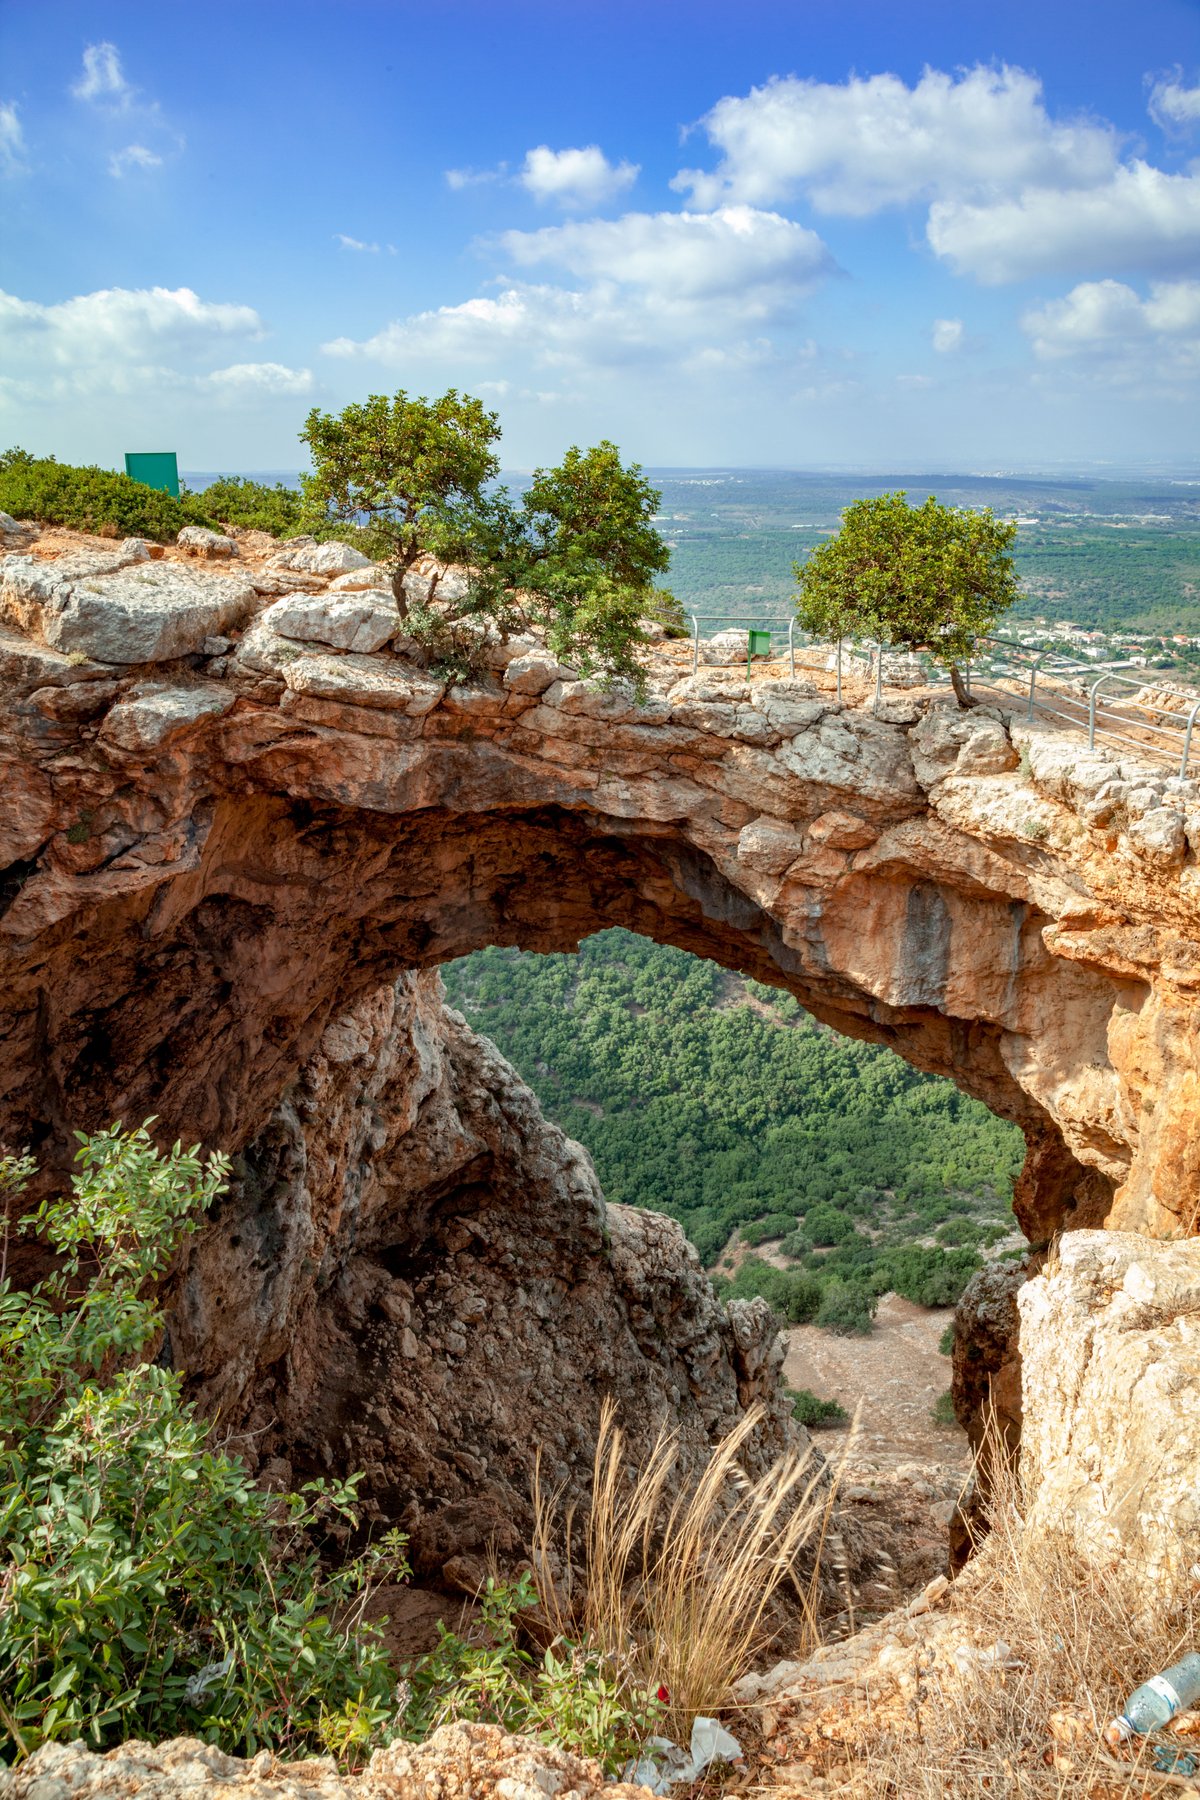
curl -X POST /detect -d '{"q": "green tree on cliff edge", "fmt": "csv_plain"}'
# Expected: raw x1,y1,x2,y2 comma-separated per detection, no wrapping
299,390,674,689
792,491,1019,704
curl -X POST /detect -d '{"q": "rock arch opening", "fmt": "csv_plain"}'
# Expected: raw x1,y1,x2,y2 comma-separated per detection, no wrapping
2,640,1184,1570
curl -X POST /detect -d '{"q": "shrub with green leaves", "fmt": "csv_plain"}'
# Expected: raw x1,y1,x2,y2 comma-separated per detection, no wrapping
0,451,215,542
814,1280,876,1336
192,475,305,538
402,1571,661,1777
787,1388,848,1430
0,1125,402,1764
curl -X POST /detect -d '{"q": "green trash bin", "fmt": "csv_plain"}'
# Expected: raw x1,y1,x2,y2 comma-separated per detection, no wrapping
124,452,180,497
747,628,771,675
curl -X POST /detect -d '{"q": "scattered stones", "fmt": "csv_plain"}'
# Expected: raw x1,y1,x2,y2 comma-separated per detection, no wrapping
1,1722,656,1800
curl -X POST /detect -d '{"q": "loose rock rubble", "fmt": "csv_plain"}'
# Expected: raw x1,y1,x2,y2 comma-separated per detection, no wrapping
0,1721,654,1800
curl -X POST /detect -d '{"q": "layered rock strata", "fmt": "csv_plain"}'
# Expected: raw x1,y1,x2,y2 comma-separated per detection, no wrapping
3,531,1200,1521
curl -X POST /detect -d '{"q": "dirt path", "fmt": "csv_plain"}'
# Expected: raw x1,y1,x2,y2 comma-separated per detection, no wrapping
784,1292,968,1472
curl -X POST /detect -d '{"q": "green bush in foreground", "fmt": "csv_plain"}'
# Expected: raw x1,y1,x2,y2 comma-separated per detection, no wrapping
0,450,215,542
0,1126,401,1764
403,1571,661,1777
787,1388,848,1430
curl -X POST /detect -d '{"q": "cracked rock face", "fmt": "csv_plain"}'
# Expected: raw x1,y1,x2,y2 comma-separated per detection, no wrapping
1019,1230,1200,1590
169,971,796,1572
3,533,1200,1523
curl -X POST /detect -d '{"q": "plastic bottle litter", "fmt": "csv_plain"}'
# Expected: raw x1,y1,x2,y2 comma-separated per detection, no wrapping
1105,1654,1200,1745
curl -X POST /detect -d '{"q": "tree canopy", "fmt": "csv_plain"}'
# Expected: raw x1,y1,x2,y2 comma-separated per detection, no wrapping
299,389,502,610
298,393,674,688
792,491,1019,699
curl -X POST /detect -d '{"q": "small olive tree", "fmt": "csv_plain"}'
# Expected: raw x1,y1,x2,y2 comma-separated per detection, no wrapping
299,389,502,614
792,491,1020,704
300,391,674,689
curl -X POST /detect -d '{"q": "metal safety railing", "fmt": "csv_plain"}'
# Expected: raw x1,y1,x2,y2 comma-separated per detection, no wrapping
686,611,831,679
681,616,1200,778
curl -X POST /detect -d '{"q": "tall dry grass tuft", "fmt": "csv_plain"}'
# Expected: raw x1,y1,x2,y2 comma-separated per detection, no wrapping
856,1409,1200,1799
531,1399,839,1741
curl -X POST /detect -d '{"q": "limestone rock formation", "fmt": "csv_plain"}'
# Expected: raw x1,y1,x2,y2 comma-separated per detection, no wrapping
1019,1229,1200,1589
0,1722,653,1800
170,970,795,1571
3,525,1200,1522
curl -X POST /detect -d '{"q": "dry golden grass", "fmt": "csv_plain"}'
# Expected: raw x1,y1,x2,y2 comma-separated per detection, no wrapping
530,1399,839,1742
845,1419,1200,1799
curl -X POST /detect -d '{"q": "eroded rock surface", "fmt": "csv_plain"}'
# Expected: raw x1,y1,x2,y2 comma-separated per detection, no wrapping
1019,1229,1200,1590
0,1722,653,1800
3,528,1200,1518
170,971,795,1572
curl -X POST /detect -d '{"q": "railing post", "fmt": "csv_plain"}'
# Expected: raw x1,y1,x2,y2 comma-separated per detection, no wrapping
1028,659,1041,722
788,617,796,679
691,613,700,676
874,642,883,716
836,637,843,703
1181,699,1200,777
1088,673,1118,750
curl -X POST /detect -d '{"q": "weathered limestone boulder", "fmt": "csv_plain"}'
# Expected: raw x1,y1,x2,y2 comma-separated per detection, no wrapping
0,552,256,662
1,1722,654,1800
262,591,402,655
178,525,238,558
98,683,236,753
269,540,375,577
503,650,573,694
1019,1230,1200,1592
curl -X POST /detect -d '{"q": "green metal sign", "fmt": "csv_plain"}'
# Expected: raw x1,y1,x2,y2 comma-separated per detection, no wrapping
124,452,180,497
747,629,771,674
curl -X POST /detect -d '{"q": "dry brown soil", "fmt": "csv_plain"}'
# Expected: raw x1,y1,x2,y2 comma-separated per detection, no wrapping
784,1293,968,1472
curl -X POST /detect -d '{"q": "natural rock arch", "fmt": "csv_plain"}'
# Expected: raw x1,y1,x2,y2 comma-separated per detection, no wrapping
4,567,1200,1560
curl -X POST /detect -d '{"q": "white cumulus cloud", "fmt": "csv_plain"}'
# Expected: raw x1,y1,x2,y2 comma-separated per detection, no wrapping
497,205,833,311
324,203,834,393
0,285,269,402
72,42,134,107
1022,278,1200,360
932,318,964,353
0,101,24,174
928,161,1200,283
1149,71,1200,132
672,65,1117,214
109,143,162,178
518,144,638,209
205,362,313,394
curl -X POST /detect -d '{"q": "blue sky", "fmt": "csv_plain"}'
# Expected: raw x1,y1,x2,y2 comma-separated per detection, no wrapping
2,0,1199,471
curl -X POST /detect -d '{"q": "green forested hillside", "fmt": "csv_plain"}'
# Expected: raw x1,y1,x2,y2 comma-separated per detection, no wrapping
442,931,1024,1331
